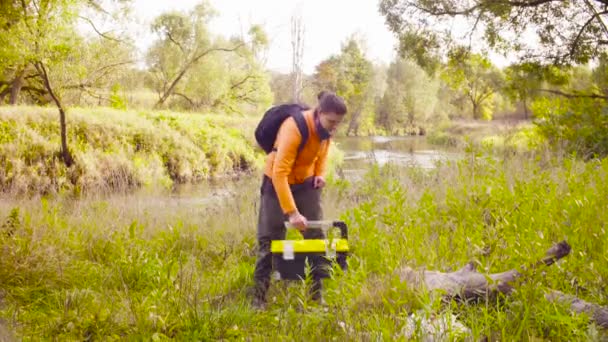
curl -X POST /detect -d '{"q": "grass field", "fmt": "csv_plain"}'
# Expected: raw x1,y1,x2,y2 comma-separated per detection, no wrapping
1,143,607,340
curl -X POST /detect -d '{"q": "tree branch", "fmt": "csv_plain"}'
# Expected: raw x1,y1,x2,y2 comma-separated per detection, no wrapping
78,15,124,43
173,92,195,107
155,42,246,107
536,88,608,100
569,11,608,58
34,62,62,109
230,74,256,90
413,0,560,16
584,0,608,38
165,31,185,54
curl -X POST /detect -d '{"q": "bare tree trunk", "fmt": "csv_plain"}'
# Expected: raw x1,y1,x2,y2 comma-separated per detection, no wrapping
35,62,74,167
9,68,25,105
291,14,304,103
0,86,9,103
472,102,480,120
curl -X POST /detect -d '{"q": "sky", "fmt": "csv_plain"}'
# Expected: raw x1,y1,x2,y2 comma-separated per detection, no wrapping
129,0,398,74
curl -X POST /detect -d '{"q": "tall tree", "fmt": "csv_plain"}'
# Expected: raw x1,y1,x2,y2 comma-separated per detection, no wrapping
378,58,440,133
314,38,373,136
0,0,86,166
379,0,608,69
147,9,271,113
503,63,545,119
147,1,261,109
290,14,305,103
0,0,134,166
442,50,503,120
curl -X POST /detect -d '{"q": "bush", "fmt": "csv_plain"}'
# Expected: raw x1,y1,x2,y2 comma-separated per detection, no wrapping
533,97,608,159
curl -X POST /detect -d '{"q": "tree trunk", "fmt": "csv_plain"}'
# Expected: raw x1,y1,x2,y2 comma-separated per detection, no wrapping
154,68,188,109
9,68,25,105
347,111,361,136
291,14,304,103
472,102,480,120
0,86,9,103
35,62,74,167
523,97,529,120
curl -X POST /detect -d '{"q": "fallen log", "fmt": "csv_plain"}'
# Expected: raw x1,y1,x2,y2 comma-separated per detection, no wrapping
546,290,608,329
396,240,572,301
395,240,608,328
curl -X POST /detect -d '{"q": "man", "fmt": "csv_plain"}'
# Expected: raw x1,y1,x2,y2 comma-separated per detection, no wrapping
253,91,348,310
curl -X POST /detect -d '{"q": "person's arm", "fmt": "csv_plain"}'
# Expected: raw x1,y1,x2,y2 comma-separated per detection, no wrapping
272,118,300,215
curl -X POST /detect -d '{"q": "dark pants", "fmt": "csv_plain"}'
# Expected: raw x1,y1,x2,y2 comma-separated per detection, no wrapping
253,176,324,301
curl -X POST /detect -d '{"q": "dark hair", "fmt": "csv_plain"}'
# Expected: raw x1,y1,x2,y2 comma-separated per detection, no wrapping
316,91,347,115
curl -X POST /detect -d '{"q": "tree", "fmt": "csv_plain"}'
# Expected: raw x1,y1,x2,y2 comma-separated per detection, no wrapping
0,0,134,166
0,1,31,105
147,6,271,113
592,53,608,95
442,50,503,120
206,31,273,114
146,1,266,109
379,0,608,69
378,58,440,133
503,63,544,119
314,37,373,136
290,14,305,103
0,0,87,166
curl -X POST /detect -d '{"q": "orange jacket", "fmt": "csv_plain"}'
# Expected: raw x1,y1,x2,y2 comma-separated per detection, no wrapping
264,109,330,214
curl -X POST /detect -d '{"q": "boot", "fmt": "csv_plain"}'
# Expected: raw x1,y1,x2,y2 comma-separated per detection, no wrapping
252,280,269,311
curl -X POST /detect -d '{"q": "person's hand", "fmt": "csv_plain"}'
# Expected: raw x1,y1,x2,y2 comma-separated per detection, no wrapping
313,176,326,189
288,211,308,232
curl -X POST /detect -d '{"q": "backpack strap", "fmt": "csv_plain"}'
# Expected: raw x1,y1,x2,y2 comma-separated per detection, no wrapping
292,110,309,153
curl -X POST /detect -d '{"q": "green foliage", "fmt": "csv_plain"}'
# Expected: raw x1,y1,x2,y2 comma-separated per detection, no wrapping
503,63,544,119
146,1,272,113
109,84,127,110
442,50,503,120
533,97,608,158
0,106,262,195
380,0,608,66
1,149,607,340
377,58,441,134
314,37,374,136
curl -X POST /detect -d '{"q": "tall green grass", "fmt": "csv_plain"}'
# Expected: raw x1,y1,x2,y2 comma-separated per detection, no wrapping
0,106,263,196
1,145,607,340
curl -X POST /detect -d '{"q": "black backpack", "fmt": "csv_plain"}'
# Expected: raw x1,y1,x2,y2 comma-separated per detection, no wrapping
255,103,310,154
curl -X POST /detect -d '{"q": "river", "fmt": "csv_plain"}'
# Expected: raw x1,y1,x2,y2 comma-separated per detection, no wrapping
58,136,459,209
335,136,460,181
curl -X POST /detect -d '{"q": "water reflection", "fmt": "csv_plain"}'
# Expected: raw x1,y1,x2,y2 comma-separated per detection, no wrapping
334,136,460,179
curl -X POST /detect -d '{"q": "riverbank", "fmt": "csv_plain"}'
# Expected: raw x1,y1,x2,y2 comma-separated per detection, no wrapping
426,119,539,151
0,106,264,196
